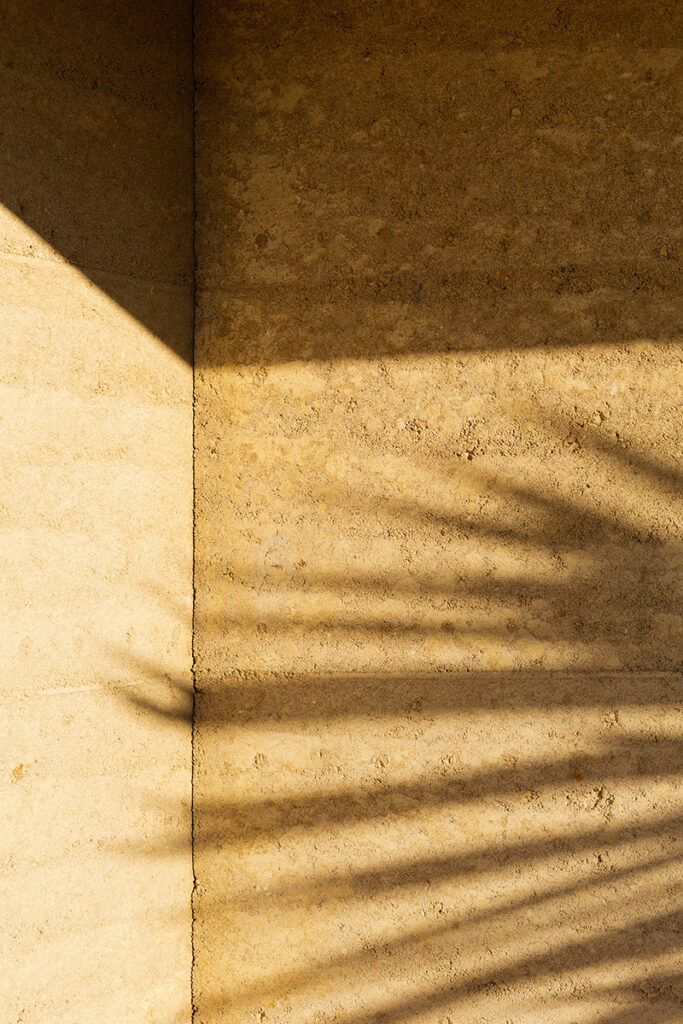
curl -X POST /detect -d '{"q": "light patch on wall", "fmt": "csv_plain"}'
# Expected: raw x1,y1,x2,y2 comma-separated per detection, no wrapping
0,202,192,1023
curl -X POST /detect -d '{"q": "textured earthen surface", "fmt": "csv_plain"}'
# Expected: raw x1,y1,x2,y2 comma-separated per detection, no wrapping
194,2,682,1022
0,4,193,1022
2,1,682,1021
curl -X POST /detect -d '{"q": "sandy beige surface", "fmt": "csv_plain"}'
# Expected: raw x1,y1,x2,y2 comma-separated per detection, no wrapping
0,3,194,1022
194,1,682,1021
1,1,681,1022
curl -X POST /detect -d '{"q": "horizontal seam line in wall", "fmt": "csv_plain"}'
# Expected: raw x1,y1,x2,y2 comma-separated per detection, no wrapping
196,261,681,289
192,670,682,680
0,680,184,699
0,247,193,289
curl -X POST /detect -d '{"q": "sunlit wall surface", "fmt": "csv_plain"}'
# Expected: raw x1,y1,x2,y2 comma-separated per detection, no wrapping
0,3,194,1022
194,2,682,1022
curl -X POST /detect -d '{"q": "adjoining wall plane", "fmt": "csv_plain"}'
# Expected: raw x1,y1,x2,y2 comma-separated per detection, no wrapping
0,3,194,1022
193,2,683,1022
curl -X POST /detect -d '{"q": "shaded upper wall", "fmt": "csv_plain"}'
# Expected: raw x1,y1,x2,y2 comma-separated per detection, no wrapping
195,0,681,364
0,0,193,361
1,0,679,365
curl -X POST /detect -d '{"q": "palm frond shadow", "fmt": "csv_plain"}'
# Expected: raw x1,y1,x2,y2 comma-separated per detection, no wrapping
124,373,681,1023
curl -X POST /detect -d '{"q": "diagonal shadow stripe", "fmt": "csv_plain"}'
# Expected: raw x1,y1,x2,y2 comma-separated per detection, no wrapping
0,0,194,362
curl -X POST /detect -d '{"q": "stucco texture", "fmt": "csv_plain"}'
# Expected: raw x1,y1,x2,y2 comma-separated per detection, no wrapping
0,3,193,1022
1,1,682,1022
194,2,682,1023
